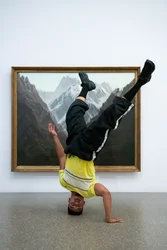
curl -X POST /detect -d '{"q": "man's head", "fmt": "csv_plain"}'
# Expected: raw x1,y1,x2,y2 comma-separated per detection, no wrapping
68,192,85,215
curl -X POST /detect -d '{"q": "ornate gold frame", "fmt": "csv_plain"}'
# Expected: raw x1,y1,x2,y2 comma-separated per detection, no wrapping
12,66,141,172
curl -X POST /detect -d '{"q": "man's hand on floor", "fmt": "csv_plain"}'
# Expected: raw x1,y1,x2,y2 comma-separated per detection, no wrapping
105,217,123,223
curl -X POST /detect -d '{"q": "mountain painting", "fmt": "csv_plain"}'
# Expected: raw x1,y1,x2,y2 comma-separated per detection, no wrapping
12,67,140,172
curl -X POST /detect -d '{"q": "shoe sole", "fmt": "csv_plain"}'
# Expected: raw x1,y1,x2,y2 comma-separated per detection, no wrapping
145,59,155,73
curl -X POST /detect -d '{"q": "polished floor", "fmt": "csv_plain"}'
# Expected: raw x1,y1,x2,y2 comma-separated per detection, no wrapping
0,193,167,250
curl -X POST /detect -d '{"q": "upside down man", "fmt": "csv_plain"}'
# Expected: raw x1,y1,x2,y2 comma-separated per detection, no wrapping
48,60,155,223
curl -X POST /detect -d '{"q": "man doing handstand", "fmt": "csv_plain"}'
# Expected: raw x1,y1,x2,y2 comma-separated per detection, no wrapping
48,60,155,223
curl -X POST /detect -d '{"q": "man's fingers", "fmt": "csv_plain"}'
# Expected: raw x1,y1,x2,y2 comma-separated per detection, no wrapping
48,123,52,132
48,123,57,136
116,219,123,223
105,217,124,223
115,217,123,222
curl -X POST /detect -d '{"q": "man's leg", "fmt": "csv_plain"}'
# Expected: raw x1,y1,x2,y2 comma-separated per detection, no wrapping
81,96,133,160
70,60,155,161
65,73,96,146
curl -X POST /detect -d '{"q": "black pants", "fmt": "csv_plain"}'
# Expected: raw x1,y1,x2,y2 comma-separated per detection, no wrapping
64,96,134,161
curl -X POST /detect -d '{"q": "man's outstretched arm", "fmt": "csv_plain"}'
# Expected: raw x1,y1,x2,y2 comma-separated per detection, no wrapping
48,123,66,170
94,183,123,223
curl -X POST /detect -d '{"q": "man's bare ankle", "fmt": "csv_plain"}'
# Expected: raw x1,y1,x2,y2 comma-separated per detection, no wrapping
77,96,86,102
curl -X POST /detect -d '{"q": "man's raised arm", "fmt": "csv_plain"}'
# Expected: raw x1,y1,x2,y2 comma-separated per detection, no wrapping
48,123,66,170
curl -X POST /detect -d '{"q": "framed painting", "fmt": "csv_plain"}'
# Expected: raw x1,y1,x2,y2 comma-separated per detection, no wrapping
11,66,141,172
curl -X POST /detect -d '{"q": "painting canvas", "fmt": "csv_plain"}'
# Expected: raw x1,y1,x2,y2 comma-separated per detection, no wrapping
12,66,140,172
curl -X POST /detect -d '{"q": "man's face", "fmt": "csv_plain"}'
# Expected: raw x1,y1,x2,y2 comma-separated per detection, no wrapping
68,194,85,213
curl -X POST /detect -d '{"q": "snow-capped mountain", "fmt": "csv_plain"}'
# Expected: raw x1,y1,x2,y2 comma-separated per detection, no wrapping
54,76,80,99
49,85,97,131
48,79,114,132
86,81,113,109
38,76,80,105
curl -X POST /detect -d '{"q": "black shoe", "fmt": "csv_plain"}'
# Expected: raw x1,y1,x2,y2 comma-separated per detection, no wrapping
139,59,155,82
78,72,96,91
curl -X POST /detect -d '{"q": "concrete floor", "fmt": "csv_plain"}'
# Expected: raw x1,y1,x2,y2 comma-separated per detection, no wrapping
0,193,167,250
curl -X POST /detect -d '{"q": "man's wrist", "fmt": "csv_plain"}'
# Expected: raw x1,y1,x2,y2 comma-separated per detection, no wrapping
105,216,112,221
52,134,58,139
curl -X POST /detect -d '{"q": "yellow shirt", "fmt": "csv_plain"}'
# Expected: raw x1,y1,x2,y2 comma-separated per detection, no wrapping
59,154,96,198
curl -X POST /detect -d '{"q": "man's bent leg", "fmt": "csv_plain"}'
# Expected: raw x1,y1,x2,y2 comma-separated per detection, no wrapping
65,72,96,146
65,98,88,146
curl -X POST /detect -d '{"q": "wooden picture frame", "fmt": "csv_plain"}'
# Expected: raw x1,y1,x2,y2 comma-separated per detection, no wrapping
12,66,141,172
